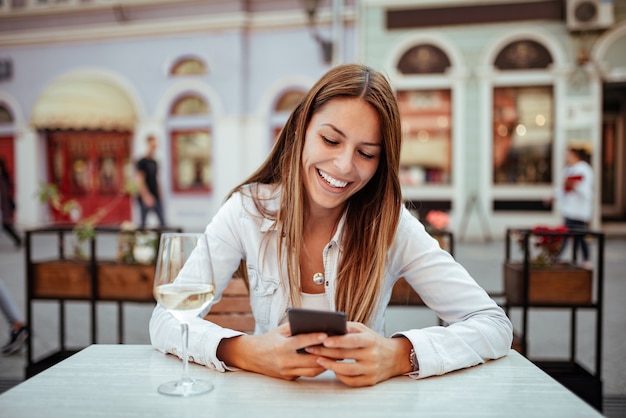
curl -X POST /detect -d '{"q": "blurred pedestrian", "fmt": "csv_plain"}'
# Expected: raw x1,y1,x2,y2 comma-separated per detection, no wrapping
0,279,28,355
548,146,594,268
135,135,165,229
0,158,22,247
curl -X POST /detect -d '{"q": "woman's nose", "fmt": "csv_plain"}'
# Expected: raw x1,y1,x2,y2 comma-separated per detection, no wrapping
334,148,354,174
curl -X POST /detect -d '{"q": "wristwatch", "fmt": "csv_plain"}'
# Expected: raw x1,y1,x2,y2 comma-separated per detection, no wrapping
409,348,420,374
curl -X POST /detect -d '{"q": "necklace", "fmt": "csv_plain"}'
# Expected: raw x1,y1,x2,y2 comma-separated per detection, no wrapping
302,241,325,286
301,217,340,287
312,272,325,286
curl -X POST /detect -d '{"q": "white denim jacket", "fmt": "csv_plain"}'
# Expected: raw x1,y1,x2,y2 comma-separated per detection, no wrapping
149,184,513,378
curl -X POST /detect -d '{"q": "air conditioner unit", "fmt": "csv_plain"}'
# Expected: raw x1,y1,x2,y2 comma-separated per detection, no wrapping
566,0,614,31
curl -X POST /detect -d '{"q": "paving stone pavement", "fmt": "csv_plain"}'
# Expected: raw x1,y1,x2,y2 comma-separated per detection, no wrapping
1,231,624,400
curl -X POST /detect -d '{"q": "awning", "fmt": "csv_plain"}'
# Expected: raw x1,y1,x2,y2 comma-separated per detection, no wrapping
31,72,137,131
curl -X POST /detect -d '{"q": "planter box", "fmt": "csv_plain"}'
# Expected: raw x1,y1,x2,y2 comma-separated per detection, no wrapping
33,260,91,298
32,260,155,302
504,262,592,305
97,262,154,301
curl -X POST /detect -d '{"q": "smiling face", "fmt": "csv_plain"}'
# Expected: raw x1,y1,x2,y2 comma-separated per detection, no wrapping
301,98,382,216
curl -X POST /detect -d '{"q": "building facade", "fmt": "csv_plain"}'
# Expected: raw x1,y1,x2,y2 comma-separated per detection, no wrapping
0,0,625,240
0,0,357,232
361,0,626,239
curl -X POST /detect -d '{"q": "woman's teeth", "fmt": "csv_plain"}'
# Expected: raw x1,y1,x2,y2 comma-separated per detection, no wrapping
318,170,348,188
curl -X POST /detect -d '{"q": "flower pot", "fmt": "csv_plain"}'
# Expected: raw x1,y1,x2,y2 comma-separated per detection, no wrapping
503,262,592,305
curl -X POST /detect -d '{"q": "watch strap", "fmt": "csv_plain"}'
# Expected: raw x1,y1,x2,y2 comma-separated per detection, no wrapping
409,348,420,374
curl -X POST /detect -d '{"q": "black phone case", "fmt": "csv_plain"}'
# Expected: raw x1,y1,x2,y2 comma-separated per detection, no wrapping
288,308,347,337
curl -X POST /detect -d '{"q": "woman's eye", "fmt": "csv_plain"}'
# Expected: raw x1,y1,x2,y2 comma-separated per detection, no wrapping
359,150,375,160
322,136,338,145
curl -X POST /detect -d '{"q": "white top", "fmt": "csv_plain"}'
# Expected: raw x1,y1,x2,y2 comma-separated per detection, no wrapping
0,345,604,418
555,160,594,222
300,292,330,311
149,183,513,379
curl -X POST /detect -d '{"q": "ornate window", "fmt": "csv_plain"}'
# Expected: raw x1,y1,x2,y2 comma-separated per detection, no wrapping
494,40,553,70
493,86,553,184
171,94,209,116
170,56,208,76
398,89,452,185
170,130,212,192
0,103,12,124
396,43,453,186
492,39,554,185
397,44,451,74
168,93,212,193
270,89,306,145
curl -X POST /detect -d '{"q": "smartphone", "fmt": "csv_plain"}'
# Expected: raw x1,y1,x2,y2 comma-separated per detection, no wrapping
288,308,347,353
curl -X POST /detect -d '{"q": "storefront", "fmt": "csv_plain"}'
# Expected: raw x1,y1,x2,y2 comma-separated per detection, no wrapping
0,0,353,232
361,0,626,239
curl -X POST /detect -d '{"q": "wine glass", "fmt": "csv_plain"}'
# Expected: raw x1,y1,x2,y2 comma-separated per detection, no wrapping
153,232,215,396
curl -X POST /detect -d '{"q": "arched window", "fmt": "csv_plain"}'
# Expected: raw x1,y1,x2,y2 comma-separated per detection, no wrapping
397,44,451,74
492,40,554,185
0,103,13,124
275,90,304,112
397,90,452,186
167,93,212,193
170,56,208,76
396,44,453,186
494,40,553,70
170,94,209,116
270,88,306,145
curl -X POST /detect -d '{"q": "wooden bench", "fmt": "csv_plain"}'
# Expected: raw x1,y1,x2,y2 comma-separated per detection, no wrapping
204,277,255,333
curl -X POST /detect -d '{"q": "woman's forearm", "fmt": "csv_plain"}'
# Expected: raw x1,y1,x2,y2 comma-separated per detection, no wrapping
216,334,250,369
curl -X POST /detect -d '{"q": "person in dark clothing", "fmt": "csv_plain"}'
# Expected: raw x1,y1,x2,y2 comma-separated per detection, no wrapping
135,136,165,229
0,279,28,355
0,159,22,247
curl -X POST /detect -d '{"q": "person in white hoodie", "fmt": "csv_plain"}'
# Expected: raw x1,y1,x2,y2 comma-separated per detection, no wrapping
551,146,594,268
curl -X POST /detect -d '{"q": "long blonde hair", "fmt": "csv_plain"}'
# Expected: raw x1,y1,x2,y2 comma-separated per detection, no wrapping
229,64,402,325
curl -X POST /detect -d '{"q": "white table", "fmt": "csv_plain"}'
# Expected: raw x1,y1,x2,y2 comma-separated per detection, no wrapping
0,345,603,417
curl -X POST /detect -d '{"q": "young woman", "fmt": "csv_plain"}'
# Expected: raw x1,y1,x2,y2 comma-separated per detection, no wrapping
150,64,512,387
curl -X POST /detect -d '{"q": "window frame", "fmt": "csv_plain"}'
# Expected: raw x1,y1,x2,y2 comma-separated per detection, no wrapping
166,91,213,196
169,129,212,194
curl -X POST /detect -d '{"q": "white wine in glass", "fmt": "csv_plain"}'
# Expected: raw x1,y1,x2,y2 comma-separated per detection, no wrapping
153,232,215,396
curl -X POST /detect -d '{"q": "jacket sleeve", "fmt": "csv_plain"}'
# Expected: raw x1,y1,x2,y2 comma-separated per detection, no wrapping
149,193,247,371
390,209,513,378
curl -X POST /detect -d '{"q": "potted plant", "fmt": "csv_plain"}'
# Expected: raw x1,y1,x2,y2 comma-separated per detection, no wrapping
503,226,592,305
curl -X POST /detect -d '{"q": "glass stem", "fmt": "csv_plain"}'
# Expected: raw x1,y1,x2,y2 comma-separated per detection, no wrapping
181,322,192,384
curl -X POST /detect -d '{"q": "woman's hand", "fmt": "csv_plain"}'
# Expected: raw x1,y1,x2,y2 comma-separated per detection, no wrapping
304,322,413,387
216,323,329,381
